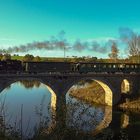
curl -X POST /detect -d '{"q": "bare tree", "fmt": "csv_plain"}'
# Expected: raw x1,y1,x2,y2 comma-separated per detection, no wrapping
108,42,119,61
126,34,140,63
119,28,140,63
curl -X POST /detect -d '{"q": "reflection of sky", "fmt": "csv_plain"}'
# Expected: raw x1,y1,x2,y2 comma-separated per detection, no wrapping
0,82,52,138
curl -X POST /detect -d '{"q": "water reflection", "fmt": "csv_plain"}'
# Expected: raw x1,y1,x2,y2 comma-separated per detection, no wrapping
66,79,112,135
107,111,140,140
0,80,54,139
1,80,140,139
66,94,112,135
121,113,129,128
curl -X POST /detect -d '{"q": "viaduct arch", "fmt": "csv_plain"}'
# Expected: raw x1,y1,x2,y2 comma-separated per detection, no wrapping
0,74,139,131
121,79,131,94
65,78,113,106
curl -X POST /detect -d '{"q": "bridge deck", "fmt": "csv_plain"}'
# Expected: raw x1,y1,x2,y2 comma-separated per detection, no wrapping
0,73,140,78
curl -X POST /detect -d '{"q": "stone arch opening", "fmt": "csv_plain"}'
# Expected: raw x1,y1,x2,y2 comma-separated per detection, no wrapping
0,79,57,137
66,78,113,135
94,80,112,106
121,79,130,94
0,79,57,114
66,79,113,106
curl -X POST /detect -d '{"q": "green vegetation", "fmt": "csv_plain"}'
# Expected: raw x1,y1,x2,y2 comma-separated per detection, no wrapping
0,54,11,61
0,53,139,63
11,55,24,60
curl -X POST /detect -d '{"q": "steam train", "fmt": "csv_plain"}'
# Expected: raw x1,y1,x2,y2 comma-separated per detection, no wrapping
0,60,140,74
0,60,22,73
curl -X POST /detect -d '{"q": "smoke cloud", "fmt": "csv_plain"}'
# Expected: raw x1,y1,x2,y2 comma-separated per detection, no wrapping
90,41,109,53
0,31,114,54
119,27,136,42
72,40,88,52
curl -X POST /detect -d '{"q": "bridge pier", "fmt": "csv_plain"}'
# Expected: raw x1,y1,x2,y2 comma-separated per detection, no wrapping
55,93,66,129
48,79,68,132
131,78,140,95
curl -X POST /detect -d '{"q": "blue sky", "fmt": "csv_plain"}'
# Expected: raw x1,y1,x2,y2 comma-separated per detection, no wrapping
0,0,140,57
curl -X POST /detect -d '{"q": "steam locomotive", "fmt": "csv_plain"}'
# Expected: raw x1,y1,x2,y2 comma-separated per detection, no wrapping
0,60,22,73
0,60,140,74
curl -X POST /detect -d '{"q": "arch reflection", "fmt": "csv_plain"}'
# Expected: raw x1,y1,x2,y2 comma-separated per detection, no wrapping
0,80,56,139
66,79,112,135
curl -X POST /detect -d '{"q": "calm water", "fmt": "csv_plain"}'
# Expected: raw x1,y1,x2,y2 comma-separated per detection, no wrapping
0,81,53,138
0,80,140,140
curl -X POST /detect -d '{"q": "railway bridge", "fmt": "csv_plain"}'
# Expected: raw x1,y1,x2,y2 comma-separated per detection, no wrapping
0,73,140,130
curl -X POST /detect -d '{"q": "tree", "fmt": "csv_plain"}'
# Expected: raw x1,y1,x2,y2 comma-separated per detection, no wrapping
119,28,140,63
33,56,41,62
0,54,3,60
2,54,11,61
23,54,34,61
127,34,140,63
108,43,119,61
127,34,140,56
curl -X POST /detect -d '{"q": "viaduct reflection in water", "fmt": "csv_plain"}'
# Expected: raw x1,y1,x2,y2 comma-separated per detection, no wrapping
0,79,113,139
66,95,112,133
0,80,55,139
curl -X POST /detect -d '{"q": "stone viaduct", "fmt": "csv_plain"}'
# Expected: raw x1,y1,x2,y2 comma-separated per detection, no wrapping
0,73,140,131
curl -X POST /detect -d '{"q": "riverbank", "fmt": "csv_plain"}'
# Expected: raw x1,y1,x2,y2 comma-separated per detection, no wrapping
69,80,140,113
118,97,140,112
69,80,106,106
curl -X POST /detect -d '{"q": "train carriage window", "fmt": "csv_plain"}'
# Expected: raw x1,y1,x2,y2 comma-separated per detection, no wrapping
131,65,134,68
93,65,97,68
113,65,116,68
135,65,138,68
119,64,125,68
126,65,129,68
